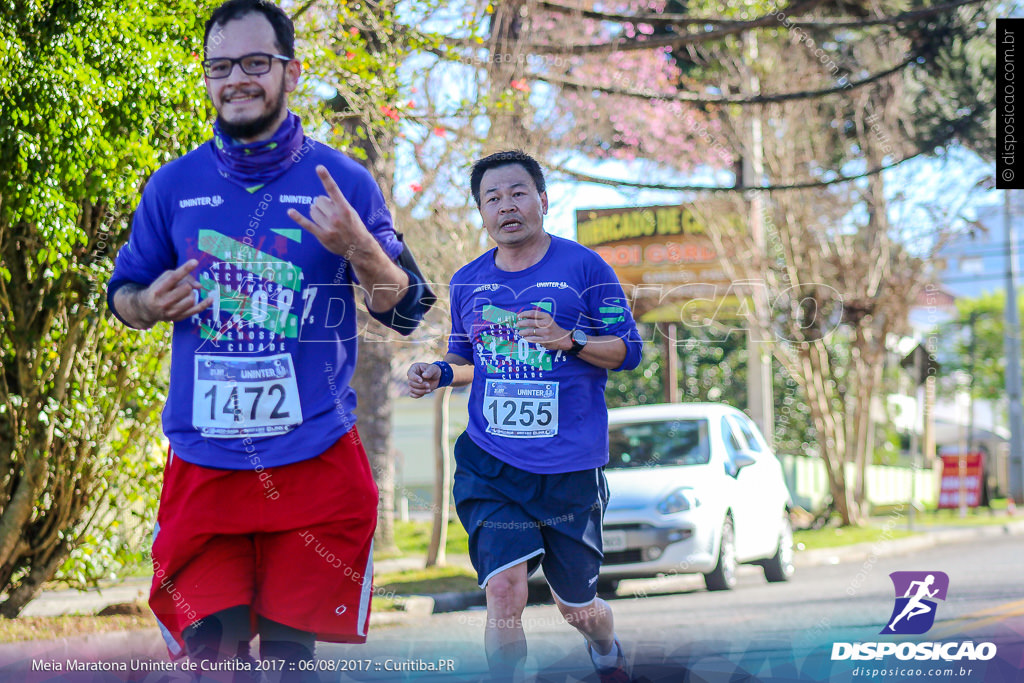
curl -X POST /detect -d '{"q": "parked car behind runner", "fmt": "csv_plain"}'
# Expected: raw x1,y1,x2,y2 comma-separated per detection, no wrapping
597,403,795,593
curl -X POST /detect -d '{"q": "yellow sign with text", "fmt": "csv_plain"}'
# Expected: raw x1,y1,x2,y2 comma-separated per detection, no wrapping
576,205,747,323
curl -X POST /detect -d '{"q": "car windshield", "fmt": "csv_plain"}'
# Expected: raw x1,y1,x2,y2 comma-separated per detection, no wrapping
607,419,710,469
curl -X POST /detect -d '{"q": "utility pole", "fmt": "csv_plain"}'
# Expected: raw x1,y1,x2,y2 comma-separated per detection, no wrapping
661,323,680,403
908,350,924,530
966,311,977,459
1005,190,1024,504
902,344,938,529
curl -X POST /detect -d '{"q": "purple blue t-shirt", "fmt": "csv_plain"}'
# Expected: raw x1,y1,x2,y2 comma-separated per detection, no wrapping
108,137,403,470
447,235,643,474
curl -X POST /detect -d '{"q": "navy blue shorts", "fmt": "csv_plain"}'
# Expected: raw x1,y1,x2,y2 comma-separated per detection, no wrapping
452,432,609,606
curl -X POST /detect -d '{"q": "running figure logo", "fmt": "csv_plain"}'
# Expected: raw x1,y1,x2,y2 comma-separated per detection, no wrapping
880,571,950,635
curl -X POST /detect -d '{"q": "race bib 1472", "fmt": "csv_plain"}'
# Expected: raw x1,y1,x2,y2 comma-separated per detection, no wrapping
192,353,303,438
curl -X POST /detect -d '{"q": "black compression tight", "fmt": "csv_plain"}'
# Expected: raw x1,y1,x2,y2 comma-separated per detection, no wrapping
182,606,318,683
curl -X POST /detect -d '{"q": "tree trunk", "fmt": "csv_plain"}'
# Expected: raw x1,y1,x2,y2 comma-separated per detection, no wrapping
487,1,531,142
0,450,48,567
0,545,67,619
799,338,863,525
351,319,399,554
426,386,452,567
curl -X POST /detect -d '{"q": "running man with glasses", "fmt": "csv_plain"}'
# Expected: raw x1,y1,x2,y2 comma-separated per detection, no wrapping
107,0,429,679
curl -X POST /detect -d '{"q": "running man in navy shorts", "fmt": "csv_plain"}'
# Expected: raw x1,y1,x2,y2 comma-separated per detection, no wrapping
408,150,643,682
107,1,429,679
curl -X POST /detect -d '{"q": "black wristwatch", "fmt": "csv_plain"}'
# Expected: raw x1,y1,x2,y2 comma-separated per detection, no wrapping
567,329,588,356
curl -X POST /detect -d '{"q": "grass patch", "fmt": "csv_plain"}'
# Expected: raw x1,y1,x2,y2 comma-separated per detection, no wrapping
0,602,156,643
383,520,469,558
371,596,402,612
911,508,1021,526
375,565,478,595
794,525,918,550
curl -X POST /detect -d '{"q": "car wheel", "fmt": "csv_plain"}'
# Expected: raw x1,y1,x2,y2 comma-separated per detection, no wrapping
596,578,620,597
704,516,737,591
762,513,795,583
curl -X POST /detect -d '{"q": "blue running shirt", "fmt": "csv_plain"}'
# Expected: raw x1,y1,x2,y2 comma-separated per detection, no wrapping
108,138,403,469
448,235,643,473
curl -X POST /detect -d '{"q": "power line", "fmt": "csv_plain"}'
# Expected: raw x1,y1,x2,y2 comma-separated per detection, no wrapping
531,54,916,106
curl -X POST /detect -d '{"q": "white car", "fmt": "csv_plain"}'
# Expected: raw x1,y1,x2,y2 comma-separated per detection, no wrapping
598,403,795,592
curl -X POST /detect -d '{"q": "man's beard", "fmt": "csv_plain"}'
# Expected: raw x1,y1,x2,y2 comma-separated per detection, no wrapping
216,84,287,141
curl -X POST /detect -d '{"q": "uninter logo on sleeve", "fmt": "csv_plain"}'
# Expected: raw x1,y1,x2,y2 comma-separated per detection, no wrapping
179,195,224,209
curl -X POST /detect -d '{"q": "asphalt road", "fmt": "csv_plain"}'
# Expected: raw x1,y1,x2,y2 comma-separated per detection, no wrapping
321,532,1024,682
2,532,1020,682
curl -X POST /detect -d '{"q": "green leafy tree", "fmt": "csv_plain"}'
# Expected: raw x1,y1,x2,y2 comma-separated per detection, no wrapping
605,324,665,408
938,290,1024,402
0,0,210,616
606,324,814,455
291,0,453,553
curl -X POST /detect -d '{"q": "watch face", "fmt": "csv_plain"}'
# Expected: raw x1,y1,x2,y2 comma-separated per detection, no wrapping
572,329,587,346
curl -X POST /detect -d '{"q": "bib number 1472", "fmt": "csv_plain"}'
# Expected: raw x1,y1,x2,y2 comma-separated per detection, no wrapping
193,353,303,438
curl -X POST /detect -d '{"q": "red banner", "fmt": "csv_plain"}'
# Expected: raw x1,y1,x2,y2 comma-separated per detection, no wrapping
938,453,984,509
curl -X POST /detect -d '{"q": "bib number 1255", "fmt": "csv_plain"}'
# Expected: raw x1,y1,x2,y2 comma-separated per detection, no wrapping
482,379,558,439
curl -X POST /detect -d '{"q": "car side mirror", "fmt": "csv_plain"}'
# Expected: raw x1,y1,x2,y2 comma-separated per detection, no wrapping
733,451,757,472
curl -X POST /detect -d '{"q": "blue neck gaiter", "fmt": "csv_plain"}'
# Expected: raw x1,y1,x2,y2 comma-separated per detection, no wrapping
211,110,305,193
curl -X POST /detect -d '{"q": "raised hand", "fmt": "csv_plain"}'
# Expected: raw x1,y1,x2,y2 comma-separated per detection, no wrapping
287,165,374,257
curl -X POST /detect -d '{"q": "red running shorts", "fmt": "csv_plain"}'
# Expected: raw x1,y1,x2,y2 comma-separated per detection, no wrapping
149,428,378,657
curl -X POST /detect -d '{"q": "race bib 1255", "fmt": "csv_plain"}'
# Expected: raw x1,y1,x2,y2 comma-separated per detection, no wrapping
482,379,558,439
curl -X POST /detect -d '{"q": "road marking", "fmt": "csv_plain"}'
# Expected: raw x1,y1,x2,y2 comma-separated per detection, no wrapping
929,598,1024,639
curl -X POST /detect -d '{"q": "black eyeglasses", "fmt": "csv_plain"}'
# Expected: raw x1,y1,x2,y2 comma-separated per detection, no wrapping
202,52,291,78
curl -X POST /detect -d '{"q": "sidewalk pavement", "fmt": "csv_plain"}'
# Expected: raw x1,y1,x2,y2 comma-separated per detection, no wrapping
16,517,1024,626
794,516,1024,567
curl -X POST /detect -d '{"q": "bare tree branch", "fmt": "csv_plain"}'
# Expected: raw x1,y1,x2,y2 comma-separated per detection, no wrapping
291,0,321,21
442,0,983,55
534,0,985,32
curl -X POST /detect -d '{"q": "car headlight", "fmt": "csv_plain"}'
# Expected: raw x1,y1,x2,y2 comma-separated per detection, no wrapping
656,487,700,514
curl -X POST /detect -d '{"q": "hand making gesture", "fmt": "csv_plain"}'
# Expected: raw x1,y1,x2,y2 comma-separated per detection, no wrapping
132,259,212,327
287,165,375,256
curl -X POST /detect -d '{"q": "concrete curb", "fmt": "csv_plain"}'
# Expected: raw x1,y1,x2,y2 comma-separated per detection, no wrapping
794,518,1024,567
21,577,151,618
370,596,436,627
427,590,486,613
